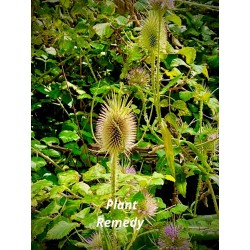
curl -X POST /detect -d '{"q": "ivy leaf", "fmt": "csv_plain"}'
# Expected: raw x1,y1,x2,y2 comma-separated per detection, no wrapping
179,47,196,64
32,157,46,171
93,23,114,38
58,170,80,186
32,217,52,238
44,47,56,56
32,180,53,194
46,221,79,240
59,130,80,143
165,175,176,182
72,182,92,196
42,149,61,158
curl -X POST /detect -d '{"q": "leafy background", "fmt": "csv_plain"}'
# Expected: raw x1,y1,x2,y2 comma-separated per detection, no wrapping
31,0,219,249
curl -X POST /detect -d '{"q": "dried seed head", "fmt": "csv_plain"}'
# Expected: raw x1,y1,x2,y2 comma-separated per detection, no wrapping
96,93,137,155
127,67,150,87
140,11,167,53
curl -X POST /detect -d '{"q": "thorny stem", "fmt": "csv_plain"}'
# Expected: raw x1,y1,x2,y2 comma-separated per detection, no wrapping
175,0,219,12
194,174,202,216
125,227,140,250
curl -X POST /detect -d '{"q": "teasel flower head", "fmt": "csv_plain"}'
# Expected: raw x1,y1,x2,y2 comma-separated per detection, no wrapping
149,0,175,10
140,10,167,54
96,93,137,156
127,67,150,87
84,232,103,250
136,190,158,219
158,224,190,250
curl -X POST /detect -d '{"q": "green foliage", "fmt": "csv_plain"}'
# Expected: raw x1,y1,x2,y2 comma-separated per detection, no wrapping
31,0,219,249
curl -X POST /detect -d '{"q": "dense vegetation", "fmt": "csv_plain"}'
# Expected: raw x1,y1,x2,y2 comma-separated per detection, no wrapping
31,0,219,249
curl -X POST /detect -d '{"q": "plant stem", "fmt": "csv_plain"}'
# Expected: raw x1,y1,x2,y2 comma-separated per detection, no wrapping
207,179,219,215
125,228,139,250
111,152,118,249
31,147,64,171
194,174,202,216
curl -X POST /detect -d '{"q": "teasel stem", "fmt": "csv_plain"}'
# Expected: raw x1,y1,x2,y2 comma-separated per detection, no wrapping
125,219,141,250
111,152,118,249
207,179,219,215
193,174,202,216
155,11,162,124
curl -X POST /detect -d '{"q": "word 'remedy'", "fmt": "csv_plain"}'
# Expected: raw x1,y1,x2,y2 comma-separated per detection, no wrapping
96,199,144,230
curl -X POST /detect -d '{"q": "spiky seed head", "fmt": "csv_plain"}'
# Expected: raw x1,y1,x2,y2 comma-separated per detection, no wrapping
127,67,150,87
140,11,167,54
96,93,137,155
84,232,103,250
137,190,158,218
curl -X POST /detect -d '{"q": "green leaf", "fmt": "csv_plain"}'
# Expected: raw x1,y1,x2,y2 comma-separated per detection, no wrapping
170,204,188,214
156,210,172,221
41,137,59,145
32,217,52,238
161,120,175,178
166,14,182,26
63,200,82,216
160,74,182,95
165,112,178,130
59,130,80,143
91,183,111,195
39,200,62,217
42,149,61,158
32,157,46,170
32,180,53,194
57,170,80,186
179,91,194,102
115,16,128,25
172,100,191,116
93,23,114,38
71,207,90,222
170,58,188,67
44,47,56,56
82,163,108,182
165,175,176,182
72,182,92,196
46,221,79,240
179,47,196,64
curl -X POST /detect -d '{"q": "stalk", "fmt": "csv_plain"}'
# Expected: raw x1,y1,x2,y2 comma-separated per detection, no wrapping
110,152,118,249
193,174,202,216
207,179,219,215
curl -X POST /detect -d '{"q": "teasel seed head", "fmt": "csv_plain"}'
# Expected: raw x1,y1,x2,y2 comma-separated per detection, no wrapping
127,67,150,87
96,93,137,155
140,11,167,54
84,232,103,250
136,190,158,219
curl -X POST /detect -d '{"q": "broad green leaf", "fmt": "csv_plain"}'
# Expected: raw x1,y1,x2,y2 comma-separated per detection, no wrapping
165,112,178,130
39,200,62,216
179,47,196,64
71,207,90,222
161,120,175,177
32,217,52,238
32,180,53,194
32,157,46,170
62,200,82,216
156,210,172,221
81,211,98,229
82,163,107,182
72,182,92,196
165,175,176,182
59,130,80,143
115,16,128,25
42,149,61,158
160,74,182,95
57,170,80,186
93,23,114,38
46,221,79,240
50,185,66,199
60,0,71,9
164,67,182,79
91,183,111,195
176,178,187,197
170,204,188,214
41,137,59,145
179,91,194,102
166,14,182,26
44,47,56,56
172,100,191,116
170,58,188,67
